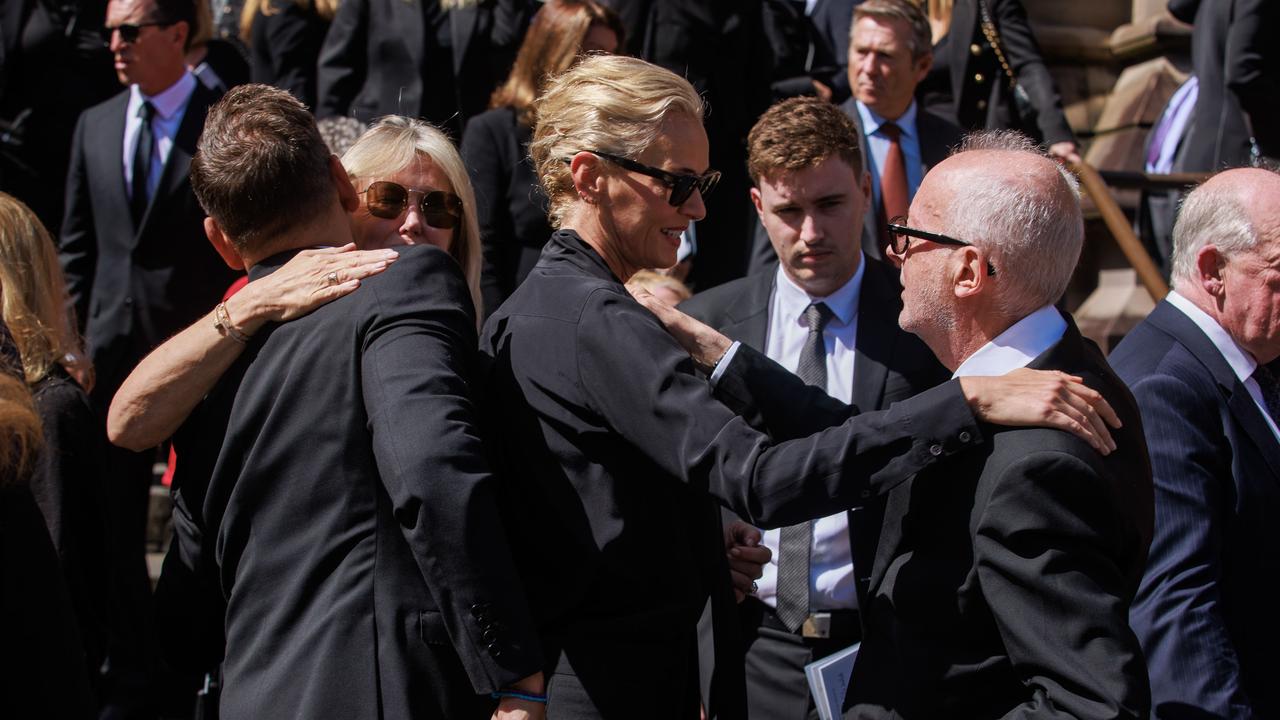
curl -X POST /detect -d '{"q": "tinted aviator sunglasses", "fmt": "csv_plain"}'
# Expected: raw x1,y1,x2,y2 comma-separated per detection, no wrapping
578,151,721,206
886,216,996,276
362,181,463,229
100,21,173,45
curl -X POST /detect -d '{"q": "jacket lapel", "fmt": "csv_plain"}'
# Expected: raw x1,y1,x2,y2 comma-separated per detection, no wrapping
93,93,134,236
1148,301,1280,482
851,260,894,413
450,3,480,77
395,0,426,75
719,271,772,350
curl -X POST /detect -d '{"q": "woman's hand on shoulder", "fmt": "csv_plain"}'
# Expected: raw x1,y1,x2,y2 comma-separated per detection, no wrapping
231,244,400,329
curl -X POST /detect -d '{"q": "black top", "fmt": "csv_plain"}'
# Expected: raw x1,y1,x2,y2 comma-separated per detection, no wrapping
29,366,110,679
479,229,982,714
249,1,329,109
460,106,551,317
917,0,1073,145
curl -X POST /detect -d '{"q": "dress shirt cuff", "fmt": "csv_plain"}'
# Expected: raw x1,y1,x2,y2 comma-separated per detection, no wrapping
708,341,742,386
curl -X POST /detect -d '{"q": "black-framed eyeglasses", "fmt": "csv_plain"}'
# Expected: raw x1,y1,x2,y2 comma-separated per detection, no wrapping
886,216,996,276
100,21,173,45
361,181,463,230
582,150,721,207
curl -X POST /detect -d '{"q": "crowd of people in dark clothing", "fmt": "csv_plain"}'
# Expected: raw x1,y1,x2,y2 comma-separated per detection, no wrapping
1,0,1278,718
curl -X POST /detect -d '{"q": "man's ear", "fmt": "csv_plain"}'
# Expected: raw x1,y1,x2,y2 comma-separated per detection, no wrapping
913,52,934,85
171,20,190,51
749,186,764,217
952,245,988,300
1196,245,1226,297
204,216,245,270
330,155,359,212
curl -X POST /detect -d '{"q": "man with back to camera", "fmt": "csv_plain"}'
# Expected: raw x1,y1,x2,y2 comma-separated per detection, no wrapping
681,95,948,720
1111,167,1280,718
161,83,546,720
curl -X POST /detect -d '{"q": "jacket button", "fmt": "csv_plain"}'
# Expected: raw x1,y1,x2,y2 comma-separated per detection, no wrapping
124,297,134,306
974,73,985,84
977,99,988,111
929,443,943,456
483,629,498,643
487,642,503,658
970,43,983,56
959,431,972,443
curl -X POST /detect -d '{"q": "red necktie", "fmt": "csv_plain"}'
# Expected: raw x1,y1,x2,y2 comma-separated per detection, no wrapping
879,122,910,246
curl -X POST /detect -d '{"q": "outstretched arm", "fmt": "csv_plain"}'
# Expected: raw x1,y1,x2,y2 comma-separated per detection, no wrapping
108,245,396,450
630,286,1119,453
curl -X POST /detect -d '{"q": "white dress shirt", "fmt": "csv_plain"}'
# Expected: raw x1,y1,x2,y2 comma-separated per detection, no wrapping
857,100,924,215
123,71,197,205
951,304,1067,379
754,261,865,612
1166,291,1280,442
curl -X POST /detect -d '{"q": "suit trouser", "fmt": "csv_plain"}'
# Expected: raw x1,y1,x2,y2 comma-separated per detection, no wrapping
739,600,861,720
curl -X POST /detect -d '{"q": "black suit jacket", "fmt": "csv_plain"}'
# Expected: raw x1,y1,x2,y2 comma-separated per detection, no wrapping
918,0,1073,146
460,106,550,318
681,259,950,594
57,82,238,409
479,229,982,716
316,0,528,135
841,318,1152,718
1174,0,1279,170
1111,300,1280,718
162,245,542,719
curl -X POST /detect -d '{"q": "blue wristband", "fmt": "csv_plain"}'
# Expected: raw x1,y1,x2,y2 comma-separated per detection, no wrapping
491,690,548,704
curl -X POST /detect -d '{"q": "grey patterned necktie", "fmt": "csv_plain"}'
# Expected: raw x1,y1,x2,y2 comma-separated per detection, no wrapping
775,302,835,632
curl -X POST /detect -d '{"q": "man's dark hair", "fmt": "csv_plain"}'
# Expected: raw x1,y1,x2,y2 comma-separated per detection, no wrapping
747,96,865,184
148,0,198,50
190,84,335,254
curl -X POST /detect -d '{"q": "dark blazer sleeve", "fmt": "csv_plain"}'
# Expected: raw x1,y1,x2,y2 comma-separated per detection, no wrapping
461,110,517,315
575,289,983,528
58,109,95,334
315,0,367,118
991,0,1074,146
1224,0,1280,158
714,341,978,443
1127,371,1253,717
360,249,542,691
974,447,1150,719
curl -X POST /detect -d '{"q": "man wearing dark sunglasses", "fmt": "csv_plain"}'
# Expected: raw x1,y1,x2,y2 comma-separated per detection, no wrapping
56,0,237,704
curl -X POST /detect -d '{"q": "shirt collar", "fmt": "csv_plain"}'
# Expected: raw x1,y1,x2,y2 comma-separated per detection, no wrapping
857,99,918,139
130,71,197,121
1166,290,1257,382
774,256,865,328
952,304,1067,378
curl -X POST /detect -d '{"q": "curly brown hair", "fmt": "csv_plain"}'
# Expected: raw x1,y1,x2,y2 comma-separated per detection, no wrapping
746,96,865,186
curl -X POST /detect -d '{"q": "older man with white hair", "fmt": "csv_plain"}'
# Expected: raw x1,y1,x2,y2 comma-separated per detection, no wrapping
1111,167,1280,719
820,131,1154,718
634,131,1154,718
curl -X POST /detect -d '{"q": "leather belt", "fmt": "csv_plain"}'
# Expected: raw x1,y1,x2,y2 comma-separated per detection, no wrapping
760,606,860,641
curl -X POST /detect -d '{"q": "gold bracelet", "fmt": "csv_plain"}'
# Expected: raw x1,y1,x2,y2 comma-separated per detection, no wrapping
213,302,250,344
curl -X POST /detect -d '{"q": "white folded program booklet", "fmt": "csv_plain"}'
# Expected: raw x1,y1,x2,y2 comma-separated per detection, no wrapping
804,642,860,720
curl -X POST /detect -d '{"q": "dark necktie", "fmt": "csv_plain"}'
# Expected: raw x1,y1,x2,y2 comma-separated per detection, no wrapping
1252,363,1280,425
879,122,910,250
131,100,155,226
775,302,835,632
